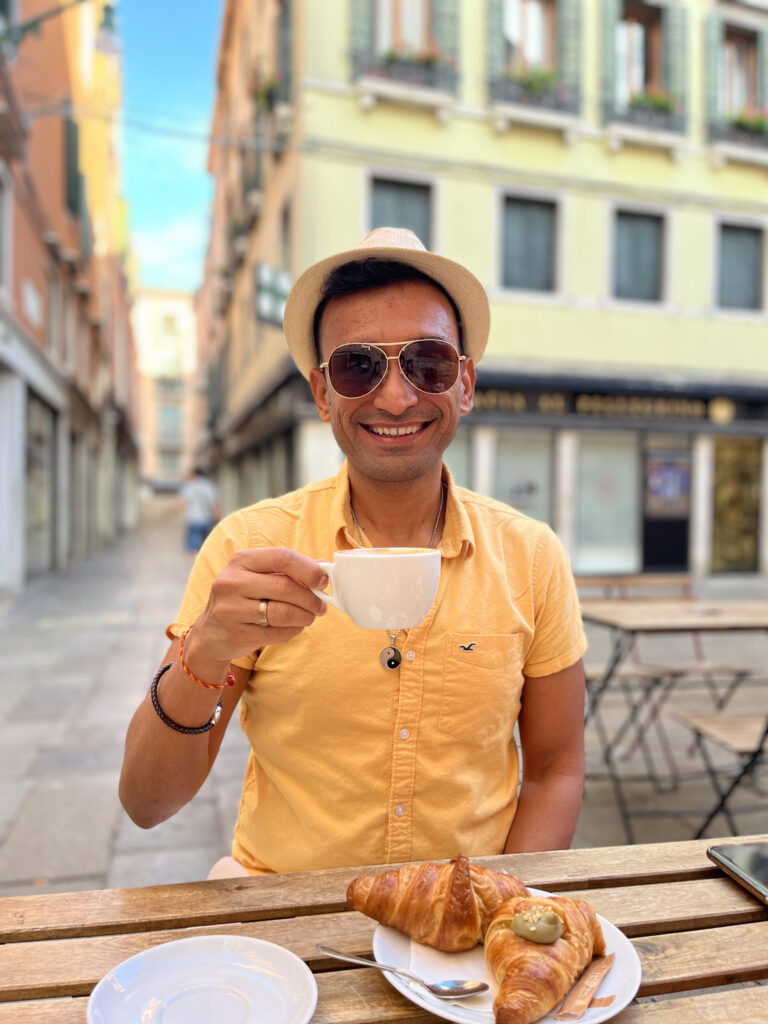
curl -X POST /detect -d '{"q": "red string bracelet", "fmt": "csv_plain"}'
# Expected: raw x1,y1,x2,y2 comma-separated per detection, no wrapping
179,626,235,689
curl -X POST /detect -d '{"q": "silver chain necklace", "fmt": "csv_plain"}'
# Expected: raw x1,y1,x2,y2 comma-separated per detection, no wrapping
349,484,444,670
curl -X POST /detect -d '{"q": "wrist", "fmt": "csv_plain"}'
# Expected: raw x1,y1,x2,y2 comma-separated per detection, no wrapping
180,626,235,690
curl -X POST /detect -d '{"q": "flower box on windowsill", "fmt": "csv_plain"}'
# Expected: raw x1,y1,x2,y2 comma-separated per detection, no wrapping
602,104,687,158
353,50,458,119
488,76,580,139
708,120,768,168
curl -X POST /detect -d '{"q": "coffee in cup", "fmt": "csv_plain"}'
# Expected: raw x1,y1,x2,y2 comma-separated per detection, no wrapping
310,548,441,630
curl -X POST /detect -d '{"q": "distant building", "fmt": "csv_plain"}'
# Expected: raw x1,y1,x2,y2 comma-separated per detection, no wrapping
0,0,138,597
132,291,198,491
198,0,768,578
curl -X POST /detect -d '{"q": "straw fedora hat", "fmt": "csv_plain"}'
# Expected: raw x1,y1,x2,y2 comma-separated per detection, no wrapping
283,226,490,380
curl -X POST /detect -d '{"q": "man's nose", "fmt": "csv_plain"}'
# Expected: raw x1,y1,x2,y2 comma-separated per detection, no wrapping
373,357,419,413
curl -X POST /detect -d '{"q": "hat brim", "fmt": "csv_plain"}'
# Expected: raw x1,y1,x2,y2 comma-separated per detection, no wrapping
283,244,490,379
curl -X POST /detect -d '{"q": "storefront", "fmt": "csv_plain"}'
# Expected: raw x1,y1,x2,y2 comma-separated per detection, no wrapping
465,378,768,578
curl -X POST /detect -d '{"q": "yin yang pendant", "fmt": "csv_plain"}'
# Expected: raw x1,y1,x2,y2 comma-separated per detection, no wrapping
380,645,402,670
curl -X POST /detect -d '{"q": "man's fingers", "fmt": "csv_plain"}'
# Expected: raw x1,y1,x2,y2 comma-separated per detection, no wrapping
232,547,329,588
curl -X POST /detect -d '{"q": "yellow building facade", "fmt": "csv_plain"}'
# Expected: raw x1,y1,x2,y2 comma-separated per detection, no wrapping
200,0,768,577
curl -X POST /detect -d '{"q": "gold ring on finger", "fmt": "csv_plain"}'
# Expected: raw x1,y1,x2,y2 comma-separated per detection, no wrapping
257,599,270,628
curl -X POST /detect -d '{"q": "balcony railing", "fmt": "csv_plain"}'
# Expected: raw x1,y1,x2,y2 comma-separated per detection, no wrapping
604,101,686,135
709,116,768,150
489,74,579,115
353,50,458,94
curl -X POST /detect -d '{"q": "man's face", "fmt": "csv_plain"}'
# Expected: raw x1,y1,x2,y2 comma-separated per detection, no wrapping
308,280,475,484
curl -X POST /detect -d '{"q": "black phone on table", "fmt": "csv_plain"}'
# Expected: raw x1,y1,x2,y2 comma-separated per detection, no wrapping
706,842,768,904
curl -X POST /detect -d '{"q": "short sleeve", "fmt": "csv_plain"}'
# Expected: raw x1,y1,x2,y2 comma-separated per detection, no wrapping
523,527,587,678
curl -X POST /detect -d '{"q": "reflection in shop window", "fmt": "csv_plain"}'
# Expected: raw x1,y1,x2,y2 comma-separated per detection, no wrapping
574,434,641,574
712,437,760,574
494,429,552,524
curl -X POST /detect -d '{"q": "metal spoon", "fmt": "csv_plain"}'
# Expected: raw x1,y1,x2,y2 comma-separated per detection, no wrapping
315,943,489,1000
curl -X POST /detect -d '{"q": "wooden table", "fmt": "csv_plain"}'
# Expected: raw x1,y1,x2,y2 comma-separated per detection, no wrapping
1,837,766,1022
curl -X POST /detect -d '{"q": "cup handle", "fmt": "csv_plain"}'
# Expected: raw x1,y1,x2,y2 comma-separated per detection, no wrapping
310,561,345,614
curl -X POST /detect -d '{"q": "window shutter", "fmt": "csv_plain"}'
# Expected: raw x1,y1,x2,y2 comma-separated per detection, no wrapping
758,28,768,111
349,0,375,79
704,14,723,132
64,119,80,216
600,0,620,122
371,179,431,248
78,175,92,261
661,3,687,114
615,214,662,302
432,0,460,63
556,0,582,109
504,199,555,292
486,0,505,80
719,226,763,311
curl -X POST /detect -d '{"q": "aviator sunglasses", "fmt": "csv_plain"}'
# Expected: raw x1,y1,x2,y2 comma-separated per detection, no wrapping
319,338,466,399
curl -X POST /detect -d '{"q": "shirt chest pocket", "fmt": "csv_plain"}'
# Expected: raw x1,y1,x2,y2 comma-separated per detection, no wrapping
438,633,526,743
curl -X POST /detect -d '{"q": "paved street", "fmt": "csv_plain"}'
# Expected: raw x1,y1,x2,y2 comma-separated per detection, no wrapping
0,511,766,897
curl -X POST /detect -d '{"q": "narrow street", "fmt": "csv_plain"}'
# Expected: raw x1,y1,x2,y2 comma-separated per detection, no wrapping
0,508,248,898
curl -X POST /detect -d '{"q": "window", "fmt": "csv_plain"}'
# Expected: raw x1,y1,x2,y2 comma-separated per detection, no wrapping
718,224,763,310
371,178,431,247
375,0,431,53
503,0,555,72
502,197,556,292
614,211,664,302
615,1,662,110
721,26,757,116
157,403,183,443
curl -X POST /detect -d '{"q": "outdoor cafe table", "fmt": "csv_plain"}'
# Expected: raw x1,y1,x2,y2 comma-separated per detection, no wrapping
0,836,766,1022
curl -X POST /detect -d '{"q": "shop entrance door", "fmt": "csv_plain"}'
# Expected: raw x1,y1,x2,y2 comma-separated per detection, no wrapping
642,448,691,571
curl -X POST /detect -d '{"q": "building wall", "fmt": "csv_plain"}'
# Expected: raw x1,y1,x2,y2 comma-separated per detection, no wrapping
201,0,768,575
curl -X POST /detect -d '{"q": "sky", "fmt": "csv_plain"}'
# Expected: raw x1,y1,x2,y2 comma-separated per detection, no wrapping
119,0,226,294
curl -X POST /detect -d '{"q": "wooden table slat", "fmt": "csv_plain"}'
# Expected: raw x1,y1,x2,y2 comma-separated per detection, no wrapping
2,835,758,944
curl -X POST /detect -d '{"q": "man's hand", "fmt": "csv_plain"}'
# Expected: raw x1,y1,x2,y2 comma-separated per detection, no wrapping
188,548,329,673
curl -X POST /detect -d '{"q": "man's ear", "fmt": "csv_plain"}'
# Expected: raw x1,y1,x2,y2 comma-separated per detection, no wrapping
459,357,476,415
309,367,331,422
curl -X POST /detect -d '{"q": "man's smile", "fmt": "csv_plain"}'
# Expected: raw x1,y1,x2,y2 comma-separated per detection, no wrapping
362,422,429,437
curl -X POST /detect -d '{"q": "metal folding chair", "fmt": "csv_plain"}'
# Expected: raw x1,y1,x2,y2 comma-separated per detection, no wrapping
673,712,768,839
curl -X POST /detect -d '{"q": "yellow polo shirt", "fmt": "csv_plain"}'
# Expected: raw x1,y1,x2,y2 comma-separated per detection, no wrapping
169,462,587,875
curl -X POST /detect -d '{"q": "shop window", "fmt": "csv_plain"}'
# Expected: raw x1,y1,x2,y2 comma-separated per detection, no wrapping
718,224,763,310
502,197,556,292
25,393,56,579
443,426,471,488
574,434,641,574
712,437,760,573
614,210,664,302
494,429,552,524
503,0,556,73
371,178,431,248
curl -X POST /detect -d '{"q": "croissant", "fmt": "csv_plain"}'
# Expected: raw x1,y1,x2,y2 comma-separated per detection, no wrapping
484,895,606,1024
346,854,529,952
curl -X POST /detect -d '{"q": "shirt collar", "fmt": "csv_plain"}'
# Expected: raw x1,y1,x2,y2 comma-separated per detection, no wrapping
330,460,475,559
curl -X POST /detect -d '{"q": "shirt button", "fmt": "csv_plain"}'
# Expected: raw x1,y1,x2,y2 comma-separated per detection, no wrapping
394,804,406,817
399,728,410,740
406,650,416,661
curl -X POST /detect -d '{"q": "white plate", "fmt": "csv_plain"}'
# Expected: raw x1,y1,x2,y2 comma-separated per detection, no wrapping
86,934,318,1024
372,888,641,1024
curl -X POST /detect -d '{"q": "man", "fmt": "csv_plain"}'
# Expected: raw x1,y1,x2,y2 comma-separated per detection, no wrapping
120,227,587,878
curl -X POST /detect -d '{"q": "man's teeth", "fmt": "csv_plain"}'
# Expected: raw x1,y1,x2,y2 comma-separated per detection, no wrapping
368,424,422,436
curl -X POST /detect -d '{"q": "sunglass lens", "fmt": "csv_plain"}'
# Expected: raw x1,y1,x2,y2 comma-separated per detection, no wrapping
328,345,387,398
400,340,459,393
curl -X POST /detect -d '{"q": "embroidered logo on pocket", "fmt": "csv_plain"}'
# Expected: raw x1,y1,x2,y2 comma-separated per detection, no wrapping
458,642,478,651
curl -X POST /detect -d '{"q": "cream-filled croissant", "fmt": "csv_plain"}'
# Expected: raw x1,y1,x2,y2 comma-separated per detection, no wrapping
484,895,606,1024
346,854,529,952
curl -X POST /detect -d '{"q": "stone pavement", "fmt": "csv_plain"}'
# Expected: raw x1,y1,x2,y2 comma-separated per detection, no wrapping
0,511,766,898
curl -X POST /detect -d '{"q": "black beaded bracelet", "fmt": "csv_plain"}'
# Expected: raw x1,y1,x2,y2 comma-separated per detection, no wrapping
150,662,223,735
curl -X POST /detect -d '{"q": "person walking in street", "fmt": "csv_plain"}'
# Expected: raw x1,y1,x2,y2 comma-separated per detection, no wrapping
120,227,587,879
178,467,221,554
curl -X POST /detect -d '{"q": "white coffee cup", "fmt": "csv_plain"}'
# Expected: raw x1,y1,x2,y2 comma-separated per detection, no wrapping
310,548,441,630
